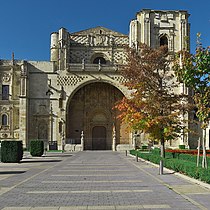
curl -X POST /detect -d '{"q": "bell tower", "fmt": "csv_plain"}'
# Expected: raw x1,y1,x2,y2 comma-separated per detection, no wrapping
129,9,190,52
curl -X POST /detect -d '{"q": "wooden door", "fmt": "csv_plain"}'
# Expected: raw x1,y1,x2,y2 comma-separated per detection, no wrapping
92,126,106,150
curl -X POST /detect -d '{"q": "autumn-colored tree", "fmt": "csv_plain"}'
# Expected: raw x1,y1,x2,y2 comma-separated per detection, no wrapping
174,34,210,168
116,43,191,173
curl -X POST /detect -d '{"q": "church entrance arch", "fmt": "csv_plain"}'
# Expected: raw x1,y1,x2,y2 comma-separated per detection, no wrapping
66,82,128,150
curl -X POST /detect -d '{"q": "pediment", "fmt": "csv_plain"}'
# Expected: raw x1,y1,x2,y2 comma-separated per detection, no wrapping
72,26,127,37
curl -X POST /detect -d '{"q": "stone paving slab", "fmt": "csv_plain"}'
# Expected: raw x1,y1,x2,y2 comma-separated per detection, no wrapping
0,151,210,209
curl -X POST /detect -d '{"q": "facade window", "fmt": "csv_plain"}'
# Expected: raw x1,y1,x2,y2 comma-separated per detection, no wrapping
2,85,9,100
160,35,168,46
93,57,106,64
2,114,8,126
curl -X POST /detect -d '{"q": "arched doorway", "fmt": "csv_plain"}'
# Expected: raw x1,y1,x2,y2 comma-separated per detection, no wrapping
160,34,168,48
66,82,129,150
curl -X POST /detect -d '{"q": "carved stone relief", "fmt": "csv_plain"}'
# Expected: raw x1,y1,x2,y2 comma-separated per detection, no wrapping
87,34,113,46
2,73,11,83
57,75,88,86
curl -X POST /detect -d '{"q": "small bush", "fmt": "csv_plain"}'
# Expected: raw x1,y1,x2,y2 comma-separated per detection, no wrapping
1,141,23,163
30,140,44,157
179,145,185,149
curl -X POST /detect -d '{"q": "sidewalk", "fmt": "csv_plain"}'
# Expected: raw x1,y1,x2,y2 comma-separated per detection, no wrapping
0,151,209,210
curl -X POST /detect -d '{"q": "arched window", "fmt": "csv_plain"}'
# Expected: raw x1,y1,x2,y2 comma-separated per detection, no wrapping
160,35,168,47
2,114,8,126
93,57,106,64
2,85,9,100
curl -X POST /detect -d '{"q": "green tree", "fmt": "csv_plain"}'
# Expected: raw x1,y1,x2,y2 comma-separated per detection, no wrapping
174,34,210,168
116,44,191,174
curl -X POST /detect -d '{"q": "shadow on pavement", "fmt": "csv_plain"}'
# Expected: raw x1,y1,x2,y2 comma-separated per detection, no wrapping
45,154,72,157
0,171,26,174
23,154,73,159
163,172,176,175
21,159,62,163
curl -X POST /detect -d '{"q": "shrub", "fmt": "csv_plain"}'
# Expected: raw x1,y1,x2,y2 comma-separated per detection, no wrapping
179,145,185,149
1,141,23,163
151,148,160,155
142,145,148,150
30,140,44,157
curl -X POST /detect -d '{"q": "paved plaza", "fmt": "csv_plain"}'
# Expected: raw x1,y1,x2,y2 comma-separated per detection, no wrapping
0,151,210,210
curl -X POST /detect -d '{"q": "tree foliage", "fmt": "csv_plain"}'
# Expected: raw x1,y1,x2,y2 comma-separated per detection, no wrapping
116,44,191,157
173,34,210,168
174,34,210,128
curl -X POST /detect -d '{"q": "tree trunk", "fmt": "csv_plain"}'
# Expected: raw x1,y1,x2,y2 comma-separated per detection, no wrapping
160,137,165,158
159,136,165,175
197,137,200,167
202,129,208,169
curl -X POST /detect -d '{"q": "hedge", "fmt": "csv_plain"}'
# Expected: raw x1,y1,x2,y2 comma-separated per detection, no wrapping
179,145,186,149
130,150,210,184
1,141,23,163
151,148,208,165
30,140,44,157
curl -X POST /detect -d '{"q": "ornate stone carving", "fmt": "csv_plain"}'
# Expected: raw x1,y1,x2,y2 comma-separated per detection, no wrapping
57,75,88,86
1,106,12,112
2,73,11,82
70,33,128,47
112,76,127,84
87,34,113,46
1,133,9,138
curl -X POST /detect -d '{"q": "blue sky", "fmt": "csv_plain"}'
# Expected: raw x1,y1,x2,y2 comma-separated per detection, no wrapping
0,0,209,61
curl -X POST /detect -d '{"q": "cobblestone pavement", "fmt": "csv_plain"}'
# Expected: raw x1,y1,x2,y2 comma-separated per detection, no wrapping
0,151,210,210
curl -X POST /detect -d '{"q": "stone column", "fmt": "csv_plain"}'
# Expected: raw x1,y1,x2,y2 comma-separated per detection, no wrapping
144,18,151,46
179,18,187,50
129,20,139,48
19,61,28,148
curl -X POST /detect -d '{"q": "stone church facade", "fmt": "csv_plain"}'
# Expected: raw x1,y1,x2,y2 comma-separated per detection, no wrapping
0,9,209,150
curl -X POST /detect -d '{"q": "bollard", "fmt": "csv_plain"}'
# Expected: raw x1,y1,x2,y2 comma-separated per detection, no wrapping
136,153,138,162
159,160,163,175
125,150,127,156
